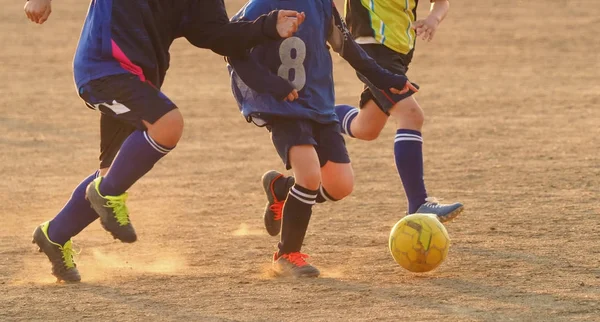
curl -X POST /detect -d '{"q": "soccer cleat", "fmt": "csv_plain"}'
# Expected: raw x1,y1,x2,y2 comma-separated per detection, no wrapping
261,170,294,236
32,222,81,283
272,252,320,277
86,177,137,243
415,197,464,223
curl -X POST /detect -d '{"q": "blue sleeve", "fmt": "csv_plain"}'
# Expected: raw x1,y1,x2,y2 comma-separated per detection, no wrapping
227,55,295,101
329,5,417,93
182,0,281,57
227,0,294,100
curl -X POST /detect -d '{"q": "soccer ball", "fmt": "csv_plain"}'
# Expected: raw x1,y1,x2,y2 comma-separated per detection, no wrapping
388,213,450,273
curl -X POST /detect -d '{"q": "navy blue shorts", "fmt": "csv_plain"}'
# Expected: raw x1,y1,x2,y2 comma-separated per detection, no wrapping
268,118,351,170
78,73,178,168
358,44,416,115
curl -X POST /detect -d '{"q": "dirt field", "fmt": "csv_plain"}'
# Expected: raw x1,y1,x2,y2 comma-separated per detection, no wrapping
1,0,599,321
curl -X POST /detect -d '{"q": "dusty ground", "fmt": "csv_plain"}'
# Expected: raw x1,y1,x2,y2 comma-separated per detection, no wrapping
1,0,599,321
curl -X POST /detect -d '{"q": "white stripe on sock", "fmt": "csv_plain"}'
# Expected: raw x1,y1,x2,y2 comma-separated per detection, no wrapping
291,187,317,199
143,131,171,154
319,185,335,202
289,190,317,205
342,108,359,134
394,137,423,143
395,133,422,140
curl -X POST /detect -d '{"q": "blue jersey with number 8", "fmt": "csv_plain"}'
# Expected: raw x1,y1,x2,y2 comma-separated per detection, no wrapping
230,0,337,124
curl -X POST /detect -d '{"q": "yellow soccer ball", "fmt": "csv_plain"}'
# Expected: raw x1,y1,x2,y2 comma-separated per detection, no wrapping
389,213,450,273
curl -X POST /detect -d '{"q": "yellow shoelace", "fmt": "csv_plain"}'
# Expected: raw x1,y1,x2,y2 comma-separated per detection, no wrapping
104,193,130,226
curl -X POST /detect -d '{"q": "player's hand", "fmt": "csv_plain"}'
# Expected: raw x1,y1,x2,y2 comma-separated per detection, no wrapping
390,82,419,95
411,15,440,42
276,10,306,38
284,89,299,102
24,0,52,24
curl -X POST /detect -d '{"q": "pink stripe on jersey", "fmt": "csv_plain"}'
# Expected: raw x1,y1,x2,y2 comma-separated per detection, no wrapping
111,39,146,82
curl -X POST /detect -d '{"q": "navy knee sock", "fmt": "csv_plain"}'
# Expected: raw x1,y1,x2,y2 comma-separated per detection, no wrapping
394,129,428,214
335,105,358,138
48,171,99,245
278,184,317,254
99,130,173,196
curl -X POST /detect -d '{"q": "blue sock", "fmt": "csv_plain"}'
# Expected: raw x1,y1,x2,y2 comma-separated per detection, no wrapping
334,104,358,138
394,129,428,214
99,130,173,196
48,171,100,245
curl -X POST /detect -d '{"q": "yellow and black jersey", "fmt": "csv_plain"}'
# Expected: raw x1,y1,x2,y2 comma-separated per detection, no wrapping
344,0,421,55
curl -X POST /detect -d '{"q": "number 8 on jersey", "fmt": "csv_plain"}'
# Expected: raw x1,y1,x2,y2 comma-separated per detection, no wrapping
277,37,307,91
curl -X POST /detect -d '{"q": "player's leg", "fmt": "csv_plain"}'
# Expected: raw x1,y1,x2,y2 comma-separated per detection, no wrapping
316,122,354,201
336,100,388,141
335,44,394,141
261,121,353,235
32,172,99,283
81,74,182,242
269,119,321,277
388,97,463,221
32,114,134,282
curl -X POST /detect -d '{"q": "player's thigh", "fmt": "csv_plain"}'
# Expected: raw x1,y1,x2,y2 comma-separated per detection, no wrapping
388,95,424,130
270,118,321,189
351,99,389,139
358,44,414,112
79,74,178,130
289,145,321,190
315,122,354,199
99,113,135,170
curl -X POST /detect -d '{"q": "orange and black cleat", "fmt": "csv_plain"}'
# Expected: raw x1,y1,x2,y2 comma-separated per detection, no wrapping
261,170,294,236
272,252,320,277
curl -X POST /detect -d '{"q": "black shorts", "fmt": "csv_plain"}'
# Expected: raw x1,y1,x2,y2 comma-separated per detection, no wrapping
358,44,415,115
78,74,178,169
268,118,351,170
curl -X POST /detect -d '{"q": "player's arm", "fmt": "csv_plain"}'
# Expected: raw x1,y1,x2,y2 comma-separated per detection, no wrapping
227,55,298,102
24,0,52,24
412,0,450,42
328,6,418,95
183,0,305,57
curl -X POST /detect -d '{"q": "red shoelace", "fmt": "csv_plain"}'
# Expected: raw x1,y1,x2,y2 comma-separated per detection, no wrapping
269,201,284,221
281,252,309,267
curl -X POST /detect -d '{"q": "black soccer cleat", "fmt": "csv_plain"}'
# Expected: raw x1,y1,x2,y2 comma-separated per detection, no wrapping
32,222,81,283
415,197,464,223
261,170,294,236
86,177,137,243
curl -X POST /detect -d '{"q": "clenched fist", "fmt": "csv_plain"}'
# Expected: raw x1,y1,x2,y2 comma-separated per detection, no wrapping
276,10,306,38
24,0,52,24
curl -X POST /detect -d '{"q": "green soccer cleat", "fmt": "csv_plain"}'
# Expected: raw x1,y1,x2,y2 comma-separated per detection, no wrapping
32,222,81,283
86,177,137,243
272,252,320,278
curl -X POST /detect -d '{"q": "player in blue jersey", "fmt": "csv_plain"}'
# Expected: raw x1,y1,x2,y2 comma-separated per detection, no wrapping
24,0,305,282
228,0,418,277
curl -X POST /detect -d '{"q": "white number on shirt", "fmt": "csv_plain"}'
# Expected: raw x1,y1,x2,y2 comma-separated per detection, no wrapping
277,37,306,91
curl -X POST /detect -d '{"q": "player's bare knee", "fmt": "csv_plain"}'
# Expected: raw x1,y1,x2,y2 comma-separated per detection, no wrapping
390,98,424,130
360,126,383,141
330,179,354,200
144,109,184,148
324,177,353,200
295,170,321,191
